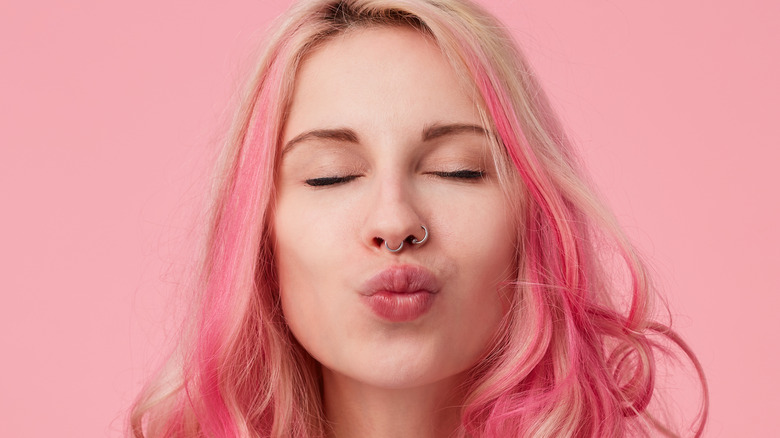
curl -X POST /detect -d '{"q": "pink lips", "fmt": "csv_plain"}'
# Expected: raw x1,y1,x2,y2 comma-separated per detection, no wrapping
360,265,439,322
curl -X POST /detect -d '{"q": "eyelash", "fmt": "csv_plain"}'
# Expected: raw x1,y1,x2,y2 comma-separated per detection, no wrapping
304,169,485,187
305,175,360,187
431,169,485,179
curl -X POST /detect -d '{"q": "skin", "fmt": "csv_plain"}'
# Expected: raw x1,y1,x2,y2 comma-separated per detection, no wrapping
274,27,517,438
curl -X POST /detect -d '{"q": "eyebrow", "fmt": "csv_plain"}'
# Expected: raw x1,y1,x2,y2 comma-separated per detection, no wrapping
282,128,359,155
281,122,489,155
421,123,489,142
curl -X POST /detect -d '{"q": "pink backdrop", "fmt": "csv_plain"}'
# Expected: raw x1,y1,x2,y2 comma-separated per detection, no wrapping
1,1,777,436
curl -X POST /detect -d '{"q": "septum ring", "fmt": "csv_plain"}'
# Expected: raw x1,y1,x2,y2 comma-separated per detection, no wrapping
384,225,429,252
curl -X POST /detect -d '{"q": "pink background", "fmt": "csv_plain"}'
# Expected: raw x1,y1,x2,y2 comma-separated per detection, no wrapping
1,0,777,436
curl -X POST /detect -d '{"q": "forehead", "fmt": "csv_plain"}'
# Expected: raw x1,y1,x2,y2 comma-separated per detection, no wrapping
300,25,441,77
283,26,481,142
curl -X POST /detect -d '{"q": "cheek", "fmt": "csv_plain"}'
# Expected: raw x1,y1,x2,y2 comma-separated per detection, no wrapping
450,195,517,280
487,209,519,315
276,244,337,364
473,202,518,319
273,197,357,366
276,242,313,347
273,200,325,353
438,194,518,354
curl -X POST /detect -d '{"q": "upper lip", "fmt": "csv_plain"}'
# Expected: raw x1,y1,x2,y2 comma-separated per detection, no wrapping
360,265,440,296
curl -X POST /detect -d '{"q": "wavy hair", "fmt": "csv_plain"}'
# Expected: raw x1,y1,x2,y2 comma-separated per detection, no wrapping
130,0,708,436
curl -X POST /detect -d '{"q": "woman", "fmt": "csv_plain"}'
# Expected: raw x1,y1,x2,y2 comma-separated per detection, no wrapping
131,0,708,436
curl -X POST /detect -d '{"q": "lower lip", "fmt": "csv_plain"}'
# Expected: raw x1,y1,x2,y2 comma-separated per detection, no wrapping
362,291,436,322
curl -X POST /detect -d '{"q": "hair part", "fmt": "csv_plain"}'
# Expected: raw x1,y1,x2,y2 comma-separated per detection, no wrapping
130,1,708,436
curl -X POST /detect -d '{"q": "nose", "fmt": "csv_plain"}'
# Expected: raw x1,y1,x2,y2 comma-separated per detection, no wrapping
362,175,429,253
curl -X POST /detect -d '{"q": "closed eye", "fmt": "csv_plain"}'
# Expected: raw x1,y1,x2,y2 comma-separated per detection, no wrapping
305,175,360,187
431,169,485,180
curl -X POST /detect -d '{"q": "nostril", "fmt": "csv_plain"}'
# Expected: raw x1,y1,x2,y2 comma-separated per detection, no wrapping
373,237,384,246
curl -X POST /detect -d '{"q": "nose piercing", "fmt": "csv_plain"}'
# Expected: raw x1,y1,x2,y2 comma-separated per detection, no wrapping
384,225,429,252
385,241,404,252
411,225,428,245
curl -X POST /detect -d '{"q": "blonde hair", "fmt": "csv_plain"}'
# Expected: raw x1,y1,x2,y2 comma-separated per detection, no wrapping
130,1,708,436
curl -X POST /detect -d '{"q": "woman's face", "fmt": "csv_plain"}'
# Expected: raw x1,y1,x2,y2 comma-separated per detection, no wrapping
274,27,516,390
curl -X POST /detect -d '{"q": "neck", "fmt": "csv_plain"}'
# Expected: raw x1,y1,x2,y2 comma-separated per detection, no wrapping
322,367,466,438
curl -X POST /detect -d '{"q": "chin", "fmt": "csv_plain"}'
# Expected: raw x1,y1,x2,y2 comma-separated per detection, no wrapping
334,352,472,391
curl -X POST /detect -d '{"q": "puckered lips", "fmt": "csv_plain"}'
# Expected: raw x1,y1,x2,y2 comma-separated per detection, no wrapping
360,265,440,322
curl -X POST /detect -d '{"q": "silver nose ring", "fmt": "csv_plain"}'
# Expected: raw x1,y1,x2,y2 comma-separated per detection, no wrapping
385,241,404,252
411,225,428,245
384,225,429,252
